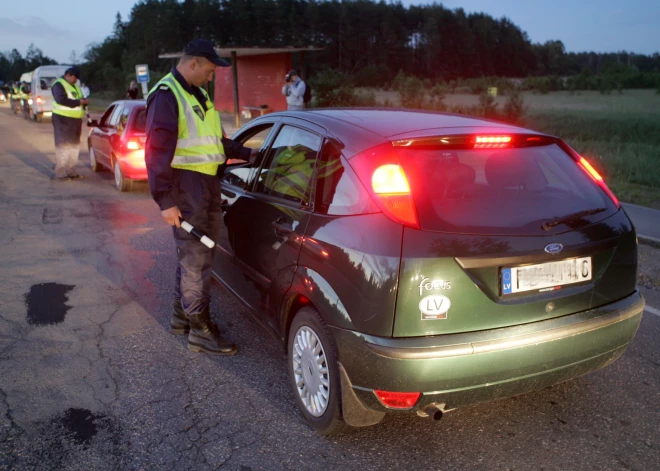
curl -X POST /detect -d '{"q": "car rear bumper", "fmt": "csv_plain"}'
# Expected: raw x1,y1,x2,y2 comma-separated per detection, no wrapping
331,290,644,414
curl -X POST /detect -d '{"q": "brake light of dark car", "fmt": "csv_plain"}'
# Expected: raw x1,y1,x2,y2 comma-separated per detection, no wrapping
36,96,42,104
349,143,420,229
374,390,420,409
577,156,620,208
125,139,142,150
474,135,512,148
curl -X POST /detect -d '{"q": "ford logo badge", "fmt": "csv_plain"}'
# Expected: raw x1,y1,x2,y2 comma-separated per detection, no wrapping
545,243,564,254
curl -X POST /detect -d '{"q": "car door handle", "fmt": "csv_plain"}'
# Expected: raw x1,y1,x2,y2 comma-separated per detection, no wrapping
272,218,293,236
223,190,236,198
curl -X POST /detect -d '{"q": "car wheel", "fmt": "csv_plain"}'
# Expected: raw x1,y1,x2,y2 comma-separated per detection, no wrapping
288,306,347,436
114,160,131,192
89,147,101,172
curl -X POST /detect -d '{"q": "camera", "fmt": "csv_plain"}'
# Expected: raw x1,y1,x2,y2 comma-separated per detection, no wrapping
285,74,291,83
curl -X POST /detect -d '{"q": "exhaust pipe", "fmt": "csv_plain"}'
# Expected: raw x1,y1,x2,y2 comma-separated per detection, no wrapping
417,403,444,421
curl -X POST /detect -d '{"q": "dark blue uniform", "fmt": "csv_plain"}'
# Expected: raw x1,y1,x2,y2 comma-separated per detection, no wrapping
146,68,250,319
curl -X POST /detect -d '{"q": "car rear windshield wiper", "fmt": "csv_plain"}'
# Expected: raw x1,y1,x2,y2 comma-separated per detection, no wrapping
542,208,608,231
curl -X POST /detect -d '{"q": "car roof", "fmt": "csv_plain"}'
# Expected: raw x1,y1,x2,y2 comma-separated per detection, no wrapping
112,99,146,107
268,108,543,140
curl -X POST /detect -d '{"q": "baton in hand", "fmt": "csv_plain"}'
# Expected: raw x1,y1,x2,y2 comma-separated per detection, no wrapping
180,220,216,249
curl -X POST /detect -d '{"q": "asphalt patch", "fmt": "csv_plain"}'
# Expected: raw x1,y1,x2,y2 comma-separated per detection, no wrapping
59,408,101,446
25,282,75,325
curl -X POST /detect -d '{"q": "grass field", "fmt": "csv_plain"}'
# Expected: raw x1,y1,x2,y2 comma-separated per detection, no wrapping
360,88,660,209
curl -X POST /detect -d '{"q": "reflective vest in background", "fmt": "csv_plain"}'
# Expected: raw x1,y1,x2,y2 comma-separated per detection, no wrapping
265,146,314,202
147,73,225,175
52,78,84,119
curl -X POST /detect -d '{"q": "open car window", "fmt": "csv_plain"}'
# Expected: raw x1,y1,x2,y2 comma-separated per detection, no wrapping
254,125,322,205
221,123,276,190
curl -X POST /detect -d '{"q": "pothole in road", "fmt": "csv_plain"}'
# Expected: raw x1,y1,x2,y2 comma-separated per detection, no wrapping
25,283,75,325
59,408,103,446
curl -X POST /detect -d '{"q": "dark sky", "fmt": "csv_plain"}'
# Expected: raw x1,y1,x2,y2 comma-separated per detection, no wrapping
1,0,658,63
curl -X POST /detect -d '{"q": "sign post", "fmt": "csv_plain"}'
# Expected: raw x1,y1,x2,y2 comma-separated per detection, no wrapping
135,64,150,98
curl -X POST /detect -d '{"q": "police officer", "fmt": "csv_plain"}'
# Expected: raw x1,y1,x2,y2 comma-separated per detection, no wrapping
51,67,89,181
20,81,31,120
146,39,257,356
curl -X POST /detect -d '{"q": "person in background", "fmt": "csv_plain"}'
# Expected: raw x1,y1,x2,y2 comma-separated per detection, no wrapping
281,69,305,111
51,67,89,181
126,80,139,100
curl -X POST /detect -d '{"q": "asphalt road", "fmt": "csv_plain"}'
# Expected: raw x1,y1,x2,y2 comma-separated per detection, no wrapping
1,103,659,471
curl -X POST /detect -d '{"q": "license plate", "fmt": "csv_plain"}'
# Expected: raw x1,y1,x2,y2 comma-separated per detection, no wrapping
501,257,592,295
44,112,52,117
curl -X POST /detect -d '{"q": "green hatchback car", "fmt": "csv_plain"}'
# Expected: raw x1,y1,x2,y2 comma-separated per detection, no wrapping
213,109,645,435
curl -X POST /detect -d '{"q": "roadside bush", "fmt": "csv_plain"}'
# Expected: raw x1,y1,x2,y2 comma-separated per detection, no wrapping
427,83,447,111
309,68,357,107
393,72,426,109
502,87,526,124
353,64,391,88
477,91,498,119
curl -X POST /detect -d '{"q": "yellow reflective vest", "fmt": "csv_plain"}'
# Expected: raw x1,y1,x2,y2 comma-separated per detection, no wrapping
148,73,225,175
52,78,85,119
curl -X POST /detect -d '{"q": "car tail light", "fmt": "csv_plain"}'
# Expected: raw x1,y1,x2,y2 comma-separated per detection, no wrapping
126,139,142,150
474,135,512,148
349,144,420,229
578,156,620,208
374,390,420,409
36,96,42,103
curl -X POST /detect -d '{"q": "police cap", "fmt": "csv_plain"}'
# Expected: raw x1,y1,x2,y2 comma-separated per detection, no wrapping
184,39,230,67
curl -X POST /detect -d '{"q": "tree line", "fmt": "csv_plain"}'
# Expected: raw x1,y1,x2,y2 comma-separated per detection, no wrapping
2,0,659,92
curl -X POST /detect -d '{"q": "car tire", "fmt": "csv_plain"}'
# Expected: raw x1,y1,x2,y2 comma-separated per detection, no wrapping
36,112,43,123
287,306,348,436
114,160,132,192
89,147,101,172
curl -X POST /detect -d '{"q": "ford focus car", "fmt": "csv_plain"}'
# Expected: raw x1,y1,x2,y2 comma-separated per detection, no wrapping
213,109,644,435
87,100,147,192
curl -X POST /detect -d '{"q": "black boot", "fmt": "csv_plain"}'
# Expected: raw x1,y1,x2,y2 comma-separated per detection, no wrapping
188,311,238,356
170,299,190,335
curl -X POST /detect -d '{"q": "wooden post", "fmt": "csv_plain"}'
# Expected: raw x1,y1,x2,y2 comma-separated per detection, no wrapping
300,51,306,79
231,50,240,128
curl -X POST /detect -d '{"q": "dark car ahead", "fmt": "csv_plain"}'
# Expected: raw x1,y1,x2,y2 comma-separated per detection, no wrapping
87,100,147,192
214,109,644,435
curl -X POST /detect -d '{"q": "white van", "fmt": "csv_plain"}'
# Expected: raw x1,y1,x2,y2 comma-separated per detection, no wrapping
29,65,71,122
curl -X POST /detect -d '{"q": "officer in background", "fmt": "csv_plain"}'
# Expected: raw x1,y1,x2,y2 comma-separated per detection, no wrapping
51,67,89,180
20,81,31,120
146,39,257,356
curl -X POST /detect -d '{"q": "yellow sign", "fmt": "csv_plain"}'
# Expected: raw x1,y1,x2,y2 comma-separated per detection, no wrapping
487,87,498,97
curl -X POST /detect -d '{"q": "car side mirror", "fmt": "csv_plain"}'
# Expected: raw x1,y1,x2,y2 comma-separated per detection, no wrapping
87,118,99,127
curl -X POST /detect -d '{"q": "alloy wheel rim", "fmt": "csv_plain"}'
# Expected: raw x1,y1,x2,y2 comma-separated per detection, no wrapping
292,326,330,417
114,162,121,187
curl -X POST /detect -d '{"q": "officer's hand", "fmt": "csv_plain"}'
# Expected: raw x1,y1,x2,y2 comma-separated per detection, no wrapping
161,206,182,227
249,148,260,163
80,98,90,105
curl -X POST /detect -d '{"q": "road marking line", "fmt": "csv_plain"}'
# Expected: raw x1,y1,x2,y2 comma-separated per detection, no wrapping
645,305,660,317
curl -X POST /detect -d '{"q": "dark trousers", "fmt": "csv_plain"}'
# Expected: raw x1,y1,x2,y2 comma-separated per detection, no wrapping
52,114,83,178
172,169,223,317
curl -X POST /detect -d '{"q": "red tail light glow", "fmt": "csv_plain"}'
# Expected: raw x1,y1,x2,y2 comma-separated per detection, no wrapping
36,96,42,103
126,139,141,150
474,135,512,148
349,144,420,229
374,390,421,409
371,164,419,228
578,156,619,208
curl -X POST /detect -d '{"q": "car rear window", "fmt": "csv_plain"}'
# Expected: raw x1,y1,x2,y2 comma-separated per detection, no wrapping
133,108,146,133
397,143,617,235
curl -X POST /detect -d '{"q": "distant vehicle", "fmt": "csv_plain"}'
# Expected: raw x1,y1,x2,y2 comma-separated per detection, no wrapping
0,89,5,102
27,65,71,122
87,100,147,192
214,109,645,435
